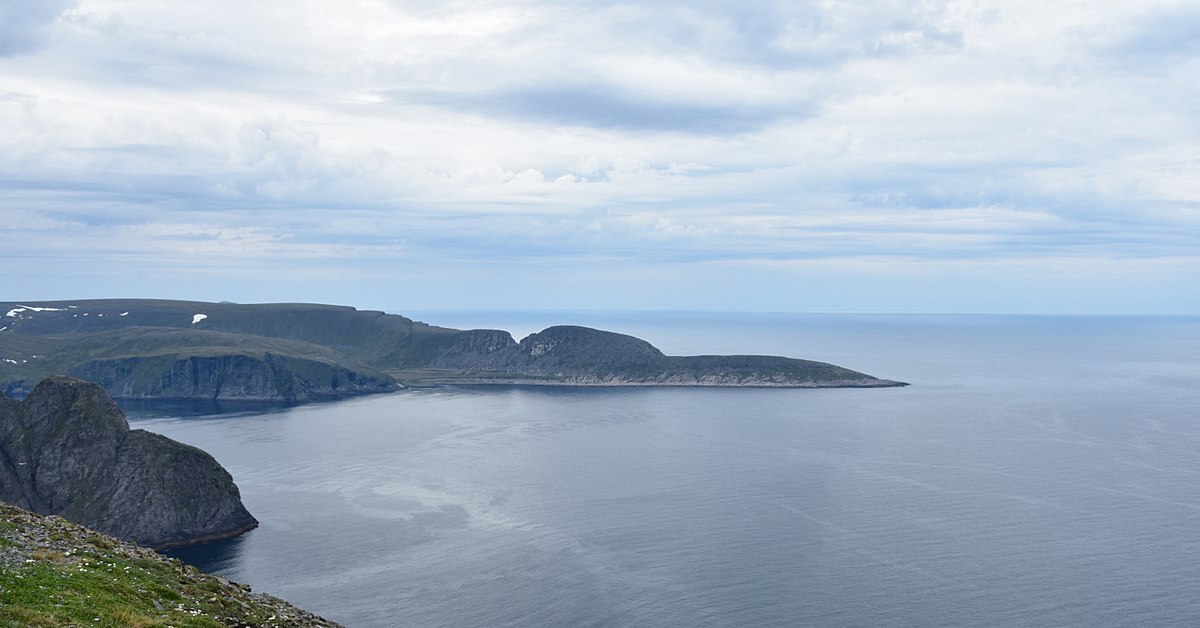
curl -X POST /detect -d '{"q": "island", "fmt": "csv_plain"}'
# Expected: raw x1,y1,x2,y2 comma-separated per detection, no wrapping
0,299,906,401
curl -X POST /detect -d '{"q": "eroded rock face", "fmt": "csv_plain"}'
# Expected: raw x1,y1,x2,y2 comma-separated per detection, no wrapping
426,329,519,370
0,376,257,548
69,353,397,402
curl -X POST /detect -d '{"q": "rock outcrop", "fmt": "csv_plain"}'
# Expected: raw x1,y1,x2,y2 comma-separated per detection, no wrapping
0,376,257,548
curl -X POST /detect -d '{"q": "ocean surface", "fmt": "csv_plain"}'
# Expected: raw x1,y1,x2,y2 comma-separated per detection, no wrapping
121,313,1200,627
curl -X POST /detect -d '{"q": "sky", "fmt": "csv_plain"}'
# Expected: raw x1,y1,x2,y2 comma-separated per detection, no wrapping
1,0,1197,314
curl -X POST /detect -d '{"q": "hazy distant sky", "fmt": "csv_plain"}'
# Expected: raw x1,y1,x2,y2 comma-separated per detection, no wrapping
1,1,1197,313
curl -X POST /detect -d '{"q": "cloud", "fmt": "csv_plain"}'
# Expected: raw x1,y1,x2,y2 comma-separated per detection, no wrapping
393,83,807,133
0,0,1196,312
609,0,966,69
1107,4,1200,61
0,0,76,56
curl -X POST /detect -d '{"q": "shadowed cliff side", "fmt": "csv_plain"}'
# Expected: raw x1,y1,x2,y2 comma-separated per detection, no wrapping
0,376,257,549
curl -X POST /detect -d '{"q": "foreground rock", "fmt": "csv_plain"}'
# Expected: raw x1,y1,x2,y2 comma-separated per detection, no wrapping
0,502,341,627
0,376,257,549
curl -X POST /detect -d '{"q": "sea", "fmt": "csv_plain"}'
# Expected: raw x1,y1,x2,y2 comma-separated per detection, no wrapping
119,312,1200,628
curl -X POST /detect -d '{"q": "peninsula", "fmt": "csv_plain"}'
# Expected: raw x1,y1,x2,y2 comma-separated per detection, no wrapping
0,300,906,401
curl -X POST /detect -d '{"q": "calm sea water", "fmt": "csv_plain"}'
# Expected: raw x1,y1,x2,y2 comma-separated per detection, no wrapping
122,313,1200,627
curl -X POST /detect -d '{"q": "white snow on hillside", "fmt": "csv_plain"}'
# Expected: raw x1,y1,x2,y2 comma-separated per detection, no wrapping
5,305,67,318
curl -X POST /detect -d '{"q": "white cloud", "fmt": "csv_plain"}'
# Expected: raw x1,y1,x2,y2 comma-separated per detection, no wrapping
0,0,1196,312
0,0,77,56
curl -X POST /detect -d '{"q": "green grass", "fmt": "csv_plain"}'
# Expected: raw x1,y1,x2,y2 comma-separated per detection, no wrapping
0,552,247,627
0,504,337,627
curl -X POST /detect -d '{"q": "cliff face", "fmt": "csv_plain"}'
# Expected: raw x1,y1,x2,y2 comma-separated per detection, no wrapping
69,353,397,402
425,329,519,370
0,300,409,402
0,376,258,548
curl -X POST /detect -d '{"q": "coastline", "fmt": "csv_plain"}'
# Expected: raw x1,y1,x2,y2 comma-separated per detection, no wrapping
390,369,908,388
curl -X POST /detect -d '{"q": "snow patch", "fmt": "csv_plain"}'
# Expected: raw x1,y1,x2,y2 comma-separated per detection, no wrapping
5,305,66,317
2,359,16,365
120,312,129,316
0,327,7,332
192,313,208,325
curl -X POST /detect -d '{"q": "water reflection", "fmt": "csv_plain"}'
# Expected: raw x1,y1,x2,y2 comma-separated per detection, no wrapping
163,532,251,574
117,398,299,420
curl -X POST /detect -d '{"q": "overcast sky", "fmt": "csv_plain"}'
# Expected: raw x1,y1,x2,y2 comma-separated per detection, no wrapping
1,0,1197,314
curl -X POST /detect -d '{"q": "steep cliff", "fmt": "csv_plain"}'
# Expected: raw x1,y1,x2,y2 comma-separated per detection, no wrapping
69,352,396,402
0,302,406,401
0,376,258,548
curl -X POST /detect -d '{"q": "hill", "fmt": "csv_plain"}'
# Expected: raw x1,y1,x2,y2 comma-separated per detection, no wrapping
0,300,905,399
417,325,905,387
0,502,340,627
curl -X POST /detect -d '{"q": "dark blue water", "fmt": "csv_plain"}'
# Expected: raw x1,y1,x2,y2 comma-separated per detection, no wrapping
124,314,1200,627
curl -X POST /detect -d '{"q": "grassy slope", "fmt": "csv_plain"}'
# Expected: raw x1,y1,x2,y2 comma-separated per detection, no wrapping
0,503,340,628
1,299,456,362
0,300,423,390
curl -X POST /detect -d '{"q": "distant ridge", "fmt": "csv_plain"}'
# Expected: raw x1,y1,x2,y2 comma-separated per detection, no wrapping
0,299,906,400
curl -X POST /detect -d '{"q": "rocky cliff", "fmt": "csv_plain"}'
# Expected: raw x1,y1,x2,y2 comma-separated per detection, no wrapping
69,352,397,402
0,376,258,548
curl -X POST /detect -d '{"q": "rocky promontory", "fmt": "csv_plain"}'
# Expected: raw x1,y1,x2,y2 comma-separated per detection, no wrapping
418,325,906,387
0,299,906,398
0,376,257,548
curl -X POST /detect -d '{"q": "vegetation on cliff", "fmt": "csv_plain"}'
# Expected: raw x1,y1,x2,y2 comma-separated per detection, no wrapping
0,502,340,627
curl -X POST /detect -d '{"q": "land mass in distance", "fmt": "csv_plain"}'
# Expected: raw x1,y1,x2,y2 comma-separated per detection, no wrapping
0,300,906,401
